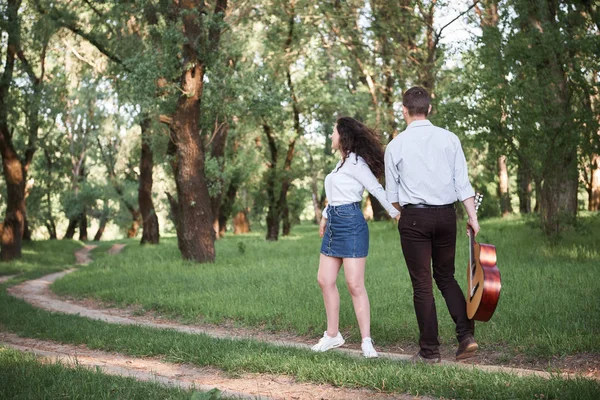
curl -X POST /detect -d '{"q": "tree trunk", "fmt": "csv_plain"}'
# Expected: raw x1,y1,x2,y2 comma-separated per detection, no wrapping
282,198,291,236
79,212,88,241
22,217,32,241
64,217,78,240
46,220,57,240
530,1,578,234
265,200,280,241
139,119,159,244
263,122,280,241
217,178,239,237
0,163,25,261
127,210,141,238
589,155,600,211
233,210,250,234
534,177,542,213
163,0,228,262
517,165,532,214
93,215,108,241
310,176,321,224
497,155,512,217
209,119,229,238
540,160,578,235
0,0,25,261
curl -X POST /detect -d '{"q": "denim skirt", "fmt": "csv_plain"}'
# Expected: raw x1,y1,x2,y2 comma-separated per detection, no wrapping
320,202,369,258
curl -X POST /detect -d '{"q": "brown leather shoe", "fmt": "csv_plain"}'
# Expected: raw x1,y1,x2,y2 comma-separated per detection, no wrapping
410,352,441,364
456,336,478,360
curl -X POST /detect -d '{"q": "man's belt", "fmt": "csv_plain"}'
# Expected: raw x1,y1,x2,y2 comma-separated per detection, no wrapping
402,203,454,209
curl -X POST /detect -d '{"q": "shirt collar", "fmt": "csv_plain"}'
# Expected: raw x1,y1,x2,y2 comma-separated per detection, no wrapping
406,119,433,129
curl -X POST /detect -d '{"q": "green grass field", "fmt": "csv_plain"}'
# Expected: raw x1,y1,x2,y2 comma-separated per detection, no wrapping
0,346,220,400
0,239,82,280
52,214,600,359
1,215,599,399
1,290,598,399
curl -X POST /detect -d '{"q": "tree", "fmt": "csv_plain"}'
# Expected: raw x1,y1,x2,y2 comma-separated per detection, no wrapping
0,0,54,259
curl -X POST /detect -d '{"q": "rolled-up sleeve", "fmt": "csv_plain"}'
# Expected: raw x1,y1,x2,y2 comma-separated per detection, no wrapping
385,147,399,204
453,141,475,201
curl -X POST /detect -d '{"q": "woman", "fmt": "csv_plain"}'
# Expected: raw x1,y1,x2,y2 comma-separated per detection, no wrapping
312,117,400,358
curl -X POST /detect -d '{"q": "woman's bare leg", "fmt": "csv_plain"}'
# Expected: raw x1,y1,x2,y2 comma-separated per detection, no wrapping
343,257,371,339
317,254,343,337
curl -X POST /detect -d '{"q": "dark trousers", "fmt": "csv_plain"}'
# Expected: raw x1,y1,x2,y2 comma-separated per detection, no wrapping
399,207,474,358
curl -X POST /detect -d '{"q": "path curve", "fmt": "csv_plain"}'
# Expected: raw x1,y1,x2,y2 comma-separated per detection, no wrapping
4,244,599,385
0,332,414,400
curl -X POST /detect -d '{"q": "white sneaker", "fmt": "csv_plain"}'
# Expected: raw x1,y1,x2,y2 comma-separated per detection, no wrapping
361,337,378,358
311,331,345,352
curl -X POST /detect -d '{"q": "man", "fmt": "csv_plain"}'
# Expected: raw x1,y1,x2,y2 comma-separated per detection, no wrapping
385,86,480,363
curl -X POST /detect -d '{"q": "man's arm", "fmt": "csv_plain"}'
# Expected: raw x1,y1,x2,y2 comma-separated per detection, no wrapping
385,146,400,204
462,196,480,236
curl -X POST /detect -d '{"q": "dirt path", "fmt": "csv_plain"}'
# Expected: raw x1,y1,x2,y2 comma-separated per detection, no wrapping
0,332,416,400
2,244,598,399
0,275,16,284
74,245,98,265
8,265,597,381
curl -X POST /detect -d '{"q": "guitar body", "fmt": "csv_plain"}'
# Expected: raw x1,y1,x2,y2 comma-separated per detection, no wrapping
467,238,501,321
466,193,501,322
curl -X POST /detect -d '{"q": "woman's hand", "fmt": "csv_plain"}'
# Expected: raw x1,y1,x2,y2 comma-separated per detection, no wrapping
319,217,327,238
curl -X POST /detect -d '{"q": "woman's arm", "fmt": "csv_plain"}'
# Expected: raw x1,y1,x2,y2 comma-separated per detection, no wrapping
353,162,400,219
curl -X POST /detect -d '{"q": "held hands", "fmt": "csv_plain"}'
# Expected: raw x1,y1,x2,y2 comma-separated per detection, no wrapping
395,213,401,223
319,217,327,238
467,217,480,237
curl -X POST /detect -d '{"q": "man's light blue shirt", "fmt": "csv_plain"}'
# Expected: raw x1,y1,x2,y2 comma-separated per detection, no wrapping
385,120,475,206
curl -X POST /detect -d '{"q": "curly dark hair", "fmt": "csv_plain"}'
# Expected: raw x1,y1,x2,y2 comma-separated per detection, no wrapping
335,117,385,178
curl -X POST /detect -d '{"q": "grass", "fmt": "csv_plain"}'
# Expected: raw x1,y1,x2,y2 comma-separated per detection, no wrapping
0,240,82,279
0,290,598,399
0,346,221,400
51,215,600,360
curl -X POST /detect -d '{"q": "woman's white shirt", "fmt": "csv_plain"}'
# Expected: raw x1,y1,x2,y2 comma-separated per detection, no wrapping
323,153,400,219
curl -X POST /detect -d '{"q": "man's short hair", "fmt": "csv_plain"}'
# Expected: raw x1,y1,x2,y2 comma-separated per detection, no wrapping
402,87,430,117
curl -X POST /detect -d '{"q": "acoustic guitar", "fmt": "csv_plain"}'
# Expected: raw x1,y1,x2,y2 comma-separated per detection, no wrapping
466,193,501,322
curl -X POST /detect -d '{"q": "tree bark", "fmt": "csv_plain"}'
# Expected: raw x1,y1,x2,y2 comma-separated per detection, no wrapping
532,2,578,233
163,0,227,262
282,198,291,236
93,215,108,241
589,155,600,211
540,162,578,235
138,119,159,244
64,218,78,240
79,212,88,241
0,0,25,261
45,220,57,240
0,156,25,261
517,165,532,214
127,210,141,238
209,119,229,238
263,122,280,241
497,155,512,216
217,178,239,237
233,210,250,234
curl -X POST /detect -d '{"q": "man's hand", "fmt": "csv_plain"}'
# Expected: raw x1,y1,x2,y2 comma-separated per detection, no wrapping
467,217,480,237
319,217,327,238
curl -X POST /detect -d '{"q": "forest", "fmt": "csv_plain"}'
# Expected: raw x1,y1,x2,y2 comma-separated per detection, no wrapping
1,0,599,263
